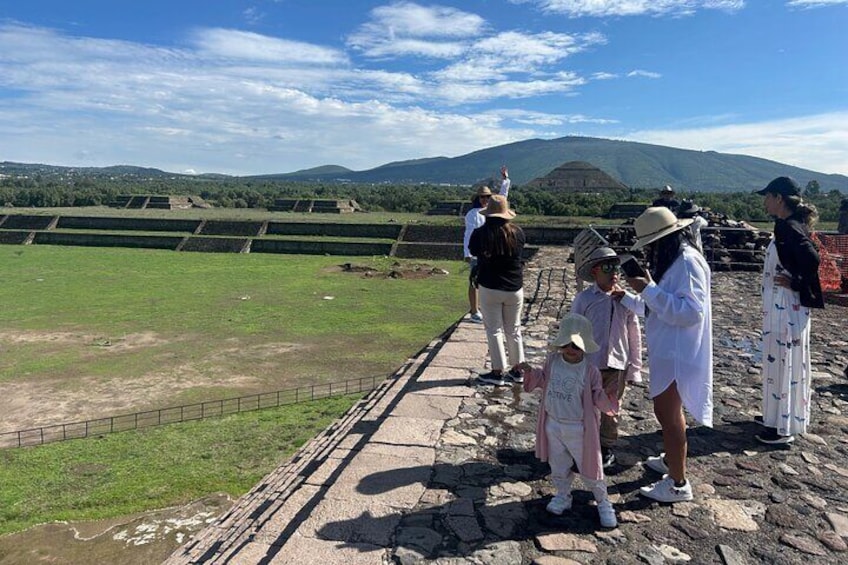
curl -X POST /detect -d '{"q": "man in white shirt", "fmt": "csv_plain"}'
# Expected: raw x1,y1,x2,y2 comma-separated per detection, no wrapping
499,166,511,199
463,185,491,322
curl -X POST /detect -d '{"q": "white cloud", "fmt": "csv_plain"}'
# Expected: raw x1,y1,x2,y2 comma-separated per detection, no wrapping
347,1,486,58
591,71,619,80
627,69,662,78
510,0,745,17
787,0,848,7
0,22,567,173
191,28,348,64
627,112,848,175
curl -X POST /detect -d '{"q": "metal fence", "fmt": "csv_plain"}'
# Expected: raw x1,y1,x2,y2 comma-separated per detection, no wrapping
0,375,381,449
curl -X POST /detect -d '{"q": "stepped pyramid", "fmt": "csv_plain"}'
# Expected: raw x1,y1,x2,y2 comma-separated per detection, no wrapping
524,161,627,192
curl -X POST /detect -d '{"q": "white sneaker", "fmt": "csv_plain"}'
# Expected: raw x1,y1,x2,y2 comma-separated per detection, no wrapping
545,494,572,516
639,475,693,503
597,500,617,528
645,453,669,474
469,312,483,323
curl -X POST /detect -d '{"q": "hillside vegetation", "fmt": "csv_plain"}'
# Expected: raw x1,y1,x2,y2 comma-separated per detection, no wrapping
4,135,848,193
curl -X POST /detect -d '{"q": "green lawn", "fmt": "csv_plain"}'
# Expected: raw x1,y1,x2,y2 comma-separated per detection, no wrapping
0,246,468,402
0,396,359,535
0,244,469,534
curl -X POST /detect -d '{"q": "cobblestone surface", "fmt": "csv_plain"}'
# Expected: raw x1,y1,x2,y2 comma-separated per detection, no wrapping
166,245,848,565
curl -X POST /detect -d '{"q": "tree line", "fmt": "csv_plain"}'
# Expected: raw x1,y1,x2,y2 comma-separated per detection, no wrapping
1,174,843,223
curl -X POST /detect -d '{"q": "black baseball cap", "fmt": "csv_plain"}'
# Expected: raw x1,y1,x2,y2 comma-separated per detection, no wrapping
756,176,801,197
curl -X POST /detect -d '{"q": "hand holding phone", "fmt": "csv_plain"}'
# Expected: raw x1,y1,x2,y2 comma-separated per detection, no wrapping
619,255,647,278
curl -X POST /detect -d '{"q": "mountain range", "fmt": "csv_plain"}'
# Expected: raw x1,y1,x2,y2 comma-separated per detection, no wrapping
4,136,847,193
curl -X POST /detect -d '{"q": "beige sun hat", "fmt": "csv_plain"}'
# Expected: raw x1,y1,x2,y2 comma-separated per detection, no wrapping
550,313,599,353
577,246,619,282
482,194,516,219
476,185,493,196
631,206,694,250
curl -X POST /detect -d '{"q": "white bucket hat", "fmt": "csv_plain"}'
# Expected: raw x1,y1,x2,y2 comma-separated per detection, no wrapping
631,206,694,250
576,246,619,282
550,313,599,353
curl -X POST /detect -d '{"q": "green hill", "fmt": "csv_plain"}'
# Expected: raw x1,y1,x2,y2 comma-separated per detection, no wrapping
3,136,847,193
263,136,848,193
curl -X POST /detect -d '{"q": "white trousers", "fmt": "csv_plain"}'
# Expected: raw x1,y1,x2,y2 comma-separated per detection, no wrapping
478,286,525,371
545,417,609,502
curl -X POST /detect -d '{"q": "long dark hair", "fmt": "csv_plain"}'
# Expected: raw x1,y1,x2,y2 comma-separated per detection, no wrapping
646,229,699,282
478,217,520,258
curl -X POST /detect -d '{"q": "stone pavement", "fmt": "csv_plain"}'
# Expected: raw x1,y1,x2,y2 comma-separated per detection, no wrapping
165,246,848,565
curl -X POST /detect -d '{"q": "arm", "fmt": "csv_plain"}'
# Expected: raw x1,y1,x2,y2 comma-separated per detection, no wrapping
589,364,619,416
463,210,480,258
570,290,588,316
520,355,550,393
777,220,820,288
618,290,646,317
640,253,707,327
500,178,511,199
468,225,481,259
624,311,642,383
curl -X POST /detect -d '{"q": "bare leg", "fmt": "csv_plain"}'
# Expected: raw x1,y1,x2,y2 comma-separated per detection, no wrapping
653,382,687,483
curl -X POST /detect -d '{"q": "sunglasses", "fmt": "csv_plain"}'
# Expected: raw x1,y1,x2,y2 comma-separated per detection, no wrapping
597,263,619,274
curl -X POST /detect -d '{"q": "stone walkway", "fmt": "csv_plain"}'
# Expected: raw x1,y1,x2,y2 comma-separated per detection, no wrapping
165,246,848,565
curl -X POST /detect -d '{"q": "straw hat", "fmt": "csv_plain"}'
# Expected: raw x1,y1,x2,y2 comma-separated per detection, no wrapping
631,206,693,250
476,185,493,196
577,246,619,282
550,313,599,353
482,194,516,219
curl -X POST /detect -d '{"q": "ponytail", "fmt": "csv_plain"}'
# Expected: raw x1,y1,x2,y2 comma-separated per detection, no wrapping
784,194,818,229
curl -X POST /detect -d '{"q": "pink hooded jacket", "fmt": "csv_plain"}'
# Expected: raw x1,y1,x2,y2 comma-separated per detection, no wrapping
523,352,619,481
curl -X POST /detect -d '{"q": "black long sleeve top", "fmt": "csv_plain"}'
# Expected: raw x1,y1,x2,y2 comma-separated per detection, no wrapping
774,213,824,309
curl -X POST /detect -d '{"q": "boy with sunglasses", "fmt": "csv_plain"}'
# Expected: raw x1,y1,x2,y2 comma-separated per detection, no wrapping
571,247,643,468
518,313,619,528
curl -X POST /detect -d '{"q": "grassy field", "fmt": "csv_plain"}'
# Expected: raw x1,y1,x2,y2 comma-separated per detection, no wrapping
0,246,467,410
0,243,468,534
0,395,359,535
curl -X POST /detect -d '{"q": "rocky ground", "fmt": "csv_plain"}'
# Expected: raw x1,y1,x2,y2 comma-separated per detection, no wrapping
389,246,848,565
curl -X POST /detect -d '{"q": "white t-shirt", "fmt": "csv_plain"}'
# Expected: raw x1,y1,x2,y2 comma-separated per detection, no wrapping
544,355,585,422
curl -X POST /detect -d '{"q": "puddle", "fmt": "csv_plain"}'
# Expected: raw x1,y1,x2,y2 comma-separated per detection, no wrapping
0,494,232,565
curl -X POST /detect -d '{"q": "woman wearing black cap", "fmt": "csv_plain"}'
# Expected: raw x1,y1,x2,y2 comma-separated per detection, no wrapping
756,176,824,446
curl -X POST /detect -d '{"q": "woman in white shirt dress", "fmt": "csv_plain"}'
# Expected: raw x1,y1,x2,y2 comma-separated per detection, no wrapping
620,207,713,503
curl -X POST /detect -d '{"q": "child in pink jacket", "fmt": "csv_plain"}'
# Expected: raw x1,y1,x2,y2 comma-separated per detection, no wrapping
518,313,619,528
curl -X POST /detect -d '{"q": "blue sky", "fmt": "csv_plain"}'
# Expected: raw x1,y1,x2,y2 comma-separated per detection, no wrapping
1,0,846,176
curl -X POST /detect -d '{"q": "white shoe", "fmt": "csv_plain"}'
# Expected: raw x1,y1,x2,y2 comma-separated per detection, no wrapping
645,453,669,474
469,312,483,323
597,500,617,528
639,475,693,503
545,494,572,516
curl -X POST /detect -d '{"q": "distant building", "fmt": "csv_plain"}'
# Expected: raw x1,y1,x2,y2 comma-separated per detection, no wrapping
523,161,628,193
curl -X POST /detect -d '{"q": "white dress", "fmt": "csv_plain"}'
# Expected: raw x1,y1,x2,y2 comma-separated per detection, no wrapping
761,239,812,435
622,243,713,427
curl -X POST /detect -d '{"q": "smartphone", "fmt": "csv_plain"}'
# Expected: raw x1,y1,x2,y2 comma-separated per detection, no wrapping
619,255,647,278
